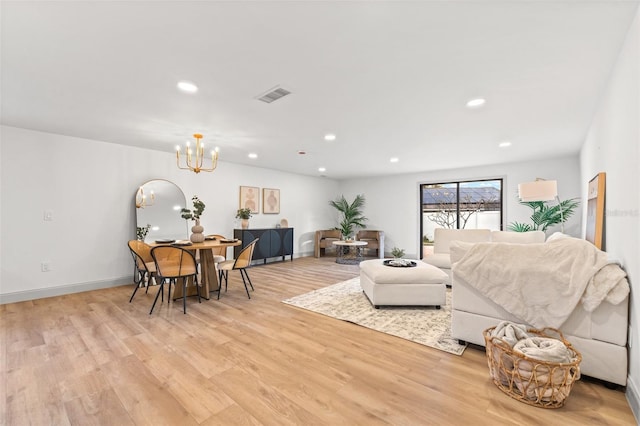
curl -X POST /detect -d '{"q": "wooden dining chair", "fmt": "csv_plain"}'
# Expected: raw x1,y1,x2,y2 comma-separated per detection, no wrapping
208,234,229,283
208,234,228,260
150,245,201,314
218,238,259,299
127,240,156,303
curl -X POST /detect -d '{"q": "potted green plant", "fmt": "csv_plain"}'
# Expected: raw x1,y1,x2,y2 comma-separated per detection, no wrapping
136,224,151,241
508,198,579,233
181,196,206,242
181,196,205,221
236,208,253,229
329,194,368,240
391,247,405,259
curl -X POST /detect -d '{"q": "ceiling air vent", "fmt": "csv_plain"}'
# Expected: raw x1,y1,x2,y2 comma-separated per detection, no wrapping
256,86,291,103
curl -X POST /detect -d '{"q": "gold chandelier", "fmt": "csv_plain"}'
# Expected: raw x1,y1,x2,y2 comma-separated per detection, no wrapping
135,186,155,208
176,133,219,174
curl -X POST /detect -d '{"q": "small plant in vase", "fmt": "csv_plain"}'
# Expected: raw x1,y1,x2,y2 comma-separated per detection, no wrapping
136,224,151,241
236,208,253,229
391,247,405,259
181,196,206,243
389,247,411,266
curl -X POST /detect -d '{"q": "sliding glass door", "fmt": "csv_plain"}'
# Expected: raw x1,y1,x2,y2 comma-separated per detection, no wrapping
420,179,503,257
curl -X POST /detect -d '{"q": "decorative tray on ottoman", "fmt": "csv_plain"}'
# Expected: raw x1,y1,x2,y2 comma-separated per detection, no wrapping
383,259,417,268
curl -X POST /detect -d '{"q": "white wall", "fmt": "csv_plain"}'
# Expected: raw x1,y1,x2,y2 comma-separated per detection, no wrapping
339,156,581,258
0,125,582,302
0,125,339,302
580,6,639,416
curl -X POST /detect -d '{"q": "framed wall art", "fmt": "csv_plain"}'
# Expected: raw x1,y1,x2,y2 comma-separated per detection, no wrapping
239,186,259,214
263,188,280,214
585,172,605,250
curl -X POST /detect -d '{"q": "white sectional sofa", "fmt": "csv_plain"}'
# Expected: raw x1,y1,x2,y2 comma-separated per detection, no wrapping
423,229,545,285
450,238,629,386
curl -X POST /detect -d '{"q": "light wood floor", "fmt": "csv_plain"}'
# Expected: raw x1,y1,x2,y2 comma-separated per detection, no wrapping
1,256,636,425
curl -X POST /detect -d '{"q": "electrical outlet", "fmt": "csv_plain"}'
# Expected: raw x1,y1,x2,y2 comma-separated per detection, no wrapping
41,261,52,272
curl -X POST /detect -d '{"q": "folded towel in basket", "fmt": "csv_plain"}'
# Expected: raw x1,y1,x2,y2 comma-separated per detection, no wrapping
513,337,574,363
490,321,531,347
512,337,578,403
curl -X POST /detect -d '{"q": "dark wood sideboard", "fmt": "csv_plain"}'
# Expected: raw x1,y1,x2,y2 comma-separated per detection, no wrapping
233,228,294,264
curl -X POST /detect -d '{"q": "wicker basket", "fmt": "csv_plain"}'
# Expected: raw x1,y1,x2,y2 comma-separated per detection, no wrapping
483,326,582,409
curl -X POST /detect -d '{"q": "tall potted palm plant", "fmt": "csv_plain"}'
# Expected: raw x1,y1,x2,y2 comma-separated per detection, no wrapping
329,194,368,240
508,198,580,232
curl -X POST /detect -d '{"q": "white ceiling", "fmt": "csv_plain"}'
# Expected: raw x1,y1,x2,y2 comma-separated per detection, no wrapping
2,1,638,179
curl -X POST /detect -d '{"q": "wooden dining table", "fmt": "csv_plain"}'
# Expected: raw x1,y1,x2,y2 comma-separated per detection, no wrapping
149,238,241,300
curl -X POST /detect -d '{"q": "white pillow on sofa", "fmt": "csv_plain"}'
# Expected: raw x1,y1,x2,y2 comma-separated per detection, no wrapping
546,232,572,242
490,230,545,244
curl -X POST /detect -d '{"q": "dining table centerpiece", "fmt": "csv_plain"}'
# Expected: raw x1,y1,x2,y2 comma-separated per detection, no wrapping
136,224,151,241
181,195,206,243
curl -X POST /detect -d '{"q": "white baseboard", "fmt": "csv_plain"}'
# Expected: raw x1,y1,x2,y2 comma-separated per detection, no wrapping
0,276,132,304
0,254,319,304
627,375,640,425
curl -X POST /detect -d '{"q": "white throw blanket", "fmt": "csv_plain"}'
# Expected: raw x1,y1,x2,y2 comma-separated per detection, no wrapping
451,237,630,329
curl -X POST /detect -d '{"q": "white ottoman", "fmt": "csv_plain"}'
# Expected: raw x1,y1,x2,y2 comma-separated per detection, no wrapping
359,259,447,308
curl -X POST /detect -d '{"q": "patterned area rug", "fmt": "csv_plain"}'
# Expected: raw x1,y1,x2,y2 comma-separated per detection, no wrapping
282,277,467,355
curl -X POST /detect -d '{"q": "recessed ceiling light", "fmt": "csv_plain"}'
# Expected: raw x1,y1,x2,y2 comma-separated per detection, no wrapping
318,167,326,172
177,81,198,93
499,141,512,148
248,153,258,159
324,134,336,141
466,98,486,108
390,157,399,163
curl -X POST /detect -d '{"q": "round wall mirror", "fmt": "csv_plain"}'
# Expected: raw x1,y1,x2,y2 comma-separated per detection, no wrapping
135,179,188,241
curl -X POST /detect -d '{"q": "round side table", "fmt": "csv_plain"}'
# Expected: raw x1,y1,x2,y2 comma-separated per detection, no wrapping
332,241,368,264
